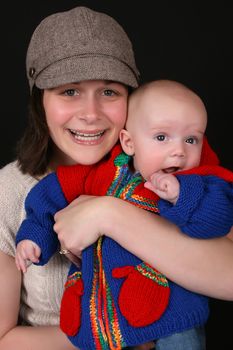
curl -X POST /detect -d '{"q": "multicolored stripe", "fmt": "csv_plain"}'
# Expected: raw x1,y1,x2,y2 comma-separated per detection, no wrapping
108,153,159,213
90,237,125,349
136,262,169,287
89,238,108,349
89,152,160,348
64,271,82,289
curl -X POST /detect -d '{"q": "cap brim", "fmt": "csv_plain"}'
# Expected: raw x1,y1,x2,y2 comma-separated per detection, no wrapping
35,55,139,89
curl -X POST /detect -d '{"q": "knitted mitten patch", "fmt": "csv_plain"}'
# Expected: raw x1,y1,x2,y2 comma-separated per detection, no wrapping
60,271,84,336
112,262,170,327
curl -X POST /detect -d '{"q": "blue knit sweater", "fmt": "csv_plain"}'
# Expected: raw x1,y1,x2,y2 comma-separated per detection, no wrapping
16,148,233,349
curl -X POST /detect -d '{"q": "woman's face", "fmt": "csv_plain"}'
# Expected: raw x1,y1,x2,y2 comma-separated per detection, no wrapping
43,80,128,166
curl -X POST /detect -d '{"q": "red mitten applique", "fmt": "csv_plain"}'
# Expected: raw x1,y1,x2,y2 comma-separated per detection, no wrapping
60,271,84,336
112,262,170,327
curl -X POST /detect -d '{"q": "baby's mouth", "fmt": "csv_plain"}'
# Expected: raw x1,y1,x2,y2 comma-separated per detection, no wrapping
162,167,180,174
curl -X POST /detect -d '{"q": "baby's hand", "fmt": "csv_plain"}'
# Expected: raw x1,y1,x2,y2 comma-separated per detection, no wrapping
15,240,41,273
145,172,180,204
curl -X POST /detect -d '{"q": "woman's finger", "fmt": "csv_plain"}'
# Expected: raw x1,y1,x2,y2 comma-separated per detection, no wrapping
59,248,81,268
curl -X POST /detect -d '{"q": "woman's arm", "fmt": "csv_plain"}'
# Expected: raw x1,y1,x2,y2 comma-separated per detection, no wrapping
0,251,77,350
54,196,233,300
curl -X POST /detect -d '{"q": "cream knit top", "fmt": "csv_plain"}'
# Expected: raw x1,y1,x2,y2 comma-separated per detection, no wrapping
0,161,70,326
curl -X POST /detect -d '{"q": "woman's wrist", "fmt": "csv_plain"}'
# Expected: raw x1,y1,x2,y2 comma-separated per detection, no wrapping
96,196,158,246
96,197,130,239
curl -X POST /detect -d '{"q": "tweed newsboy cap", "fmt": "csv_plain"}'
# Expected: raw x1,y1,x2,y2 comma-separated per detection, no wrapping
26,6,140,92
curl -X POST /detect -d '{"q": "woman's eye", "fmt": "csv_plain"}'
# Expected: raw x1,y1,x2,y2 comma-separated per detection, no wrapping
64,89,77,96
156,134,166,141
103,89,115,97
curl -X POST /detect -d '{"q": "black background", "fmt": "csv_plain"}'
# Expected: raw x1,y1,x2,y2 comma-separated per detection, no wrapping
1,1,232,348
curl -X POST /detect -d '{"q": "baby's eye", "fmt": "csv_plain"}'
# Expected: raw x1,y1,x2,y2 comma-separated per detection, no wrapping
155,134,166,141
186,137,198,144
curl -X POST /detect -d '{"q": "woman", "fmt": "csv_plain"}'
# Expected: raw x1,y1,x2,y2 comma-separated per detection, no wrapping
0,5,141,350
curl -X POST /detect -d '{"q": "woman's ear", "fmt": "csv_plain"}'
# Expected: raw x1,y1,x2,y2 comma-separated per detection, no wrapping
119,129,135,155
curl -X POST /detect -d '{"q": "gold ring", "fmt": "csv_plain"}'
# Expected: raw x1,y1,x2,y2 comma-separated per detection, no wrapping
59,248,70,255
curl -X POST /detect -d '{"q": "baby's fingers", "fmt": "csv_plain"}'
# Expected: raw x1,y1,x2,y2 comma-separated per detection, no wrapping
144,181,156,192
25,244,40,263
15,254,28,273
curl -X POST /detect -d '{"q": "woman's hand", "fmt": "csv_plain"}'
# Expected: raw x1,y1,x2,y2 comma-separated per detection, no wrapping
54,195,104,258
53,194,233,300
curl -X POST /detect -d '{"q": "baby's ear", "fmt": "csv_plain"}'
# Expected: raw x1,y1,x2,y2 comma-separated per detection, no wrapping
119,129,135,156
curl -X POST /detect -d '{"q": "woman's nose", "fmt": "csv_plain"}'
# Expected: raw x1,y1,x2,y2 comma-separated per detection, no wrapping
77,97,101,124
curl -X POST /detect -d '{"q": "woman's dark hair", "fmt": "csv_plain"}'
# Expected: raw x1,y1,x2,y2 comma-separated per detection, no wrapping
17,87,53,176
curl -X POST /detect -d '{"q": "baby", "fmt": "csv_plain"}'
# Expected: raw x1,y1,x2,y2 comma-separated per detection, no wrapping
15,80,233,349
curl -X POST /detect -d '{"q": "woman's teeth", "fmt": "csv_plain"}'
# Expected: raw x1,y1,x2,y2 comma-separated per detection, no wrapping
69,129,104,141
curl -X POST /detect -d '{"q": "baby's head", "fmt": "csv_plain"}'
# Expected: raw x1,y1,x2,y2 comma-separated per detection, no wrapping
120,80,207,179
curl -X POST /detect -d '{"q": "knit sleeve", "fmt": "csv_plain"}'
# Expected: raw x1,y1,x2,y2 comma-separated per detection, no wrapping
57,163,93,203
56,145,122,202
158,174,233,238
119,178,159,213
16,172,68,265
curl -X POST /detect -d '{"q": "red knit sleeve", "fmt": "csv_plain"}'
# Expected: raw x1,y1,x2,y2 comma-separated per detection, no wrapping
84,144,123,195
57,144,123,202
57,164,93,203
120,181,159,213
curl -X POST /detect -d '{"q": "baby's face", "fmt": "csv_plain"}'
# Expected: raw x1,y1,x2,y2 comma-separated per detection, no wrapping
125,83,207,180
